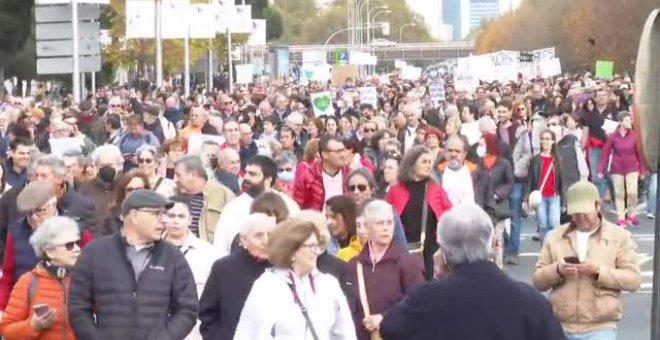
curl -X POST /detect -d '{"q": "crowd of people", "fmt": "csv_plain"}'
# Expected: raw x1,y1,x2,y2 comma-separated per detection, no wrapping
0,71,646,339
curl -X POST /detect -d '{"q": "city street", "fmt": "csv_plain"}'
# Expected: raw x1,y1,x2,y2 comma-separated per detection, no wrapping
506,206,655,340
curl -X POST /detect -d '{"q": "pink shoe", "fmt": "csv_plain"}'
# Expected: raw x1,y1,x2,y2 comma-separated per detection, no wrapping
628,216,640,226
616,219,628,228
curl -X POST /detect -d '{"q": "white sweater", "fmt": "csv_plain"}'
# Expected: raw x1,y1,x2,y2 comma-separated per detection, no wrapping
213,191,300,256
234,268,357,340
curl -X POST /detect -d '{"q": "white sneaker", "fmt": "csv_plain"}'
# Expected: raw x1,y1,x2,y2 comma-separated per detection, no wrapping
647,212,655,219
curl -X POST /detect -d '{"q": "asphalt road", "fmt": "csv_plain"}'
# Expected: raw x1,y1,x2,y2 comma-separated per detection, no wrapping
505,205,655,340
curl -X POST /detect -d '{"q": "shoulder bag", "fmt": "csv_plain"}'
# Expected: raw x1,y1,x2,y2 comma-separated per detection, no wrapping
528,162,554,209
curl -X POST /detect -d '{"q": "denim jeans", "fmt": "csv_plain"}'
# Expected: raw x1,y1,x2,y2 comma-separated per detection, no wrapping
506,181,523,257
648,173,657,215
536,195,560,242
565,328,617,340
589,147,608,198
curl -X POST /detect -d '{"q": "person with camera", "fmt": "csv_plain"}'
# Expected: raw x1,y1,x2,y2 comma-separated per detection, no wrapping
0,216,82,340
532,181,641,340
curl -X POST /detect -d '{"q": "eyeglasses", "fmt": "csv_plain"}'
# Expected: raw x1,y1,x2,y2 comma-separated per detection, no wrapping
53,240,81,251
137,158,154,164
300,242,322,255
363,128,376,133
125,186,145,193
547,122,559,127
518,107,526,111
326,148,346,153
224,101,233,105
348,184,368,193
28,205,52,218
109,104,121,108
278,167,293,172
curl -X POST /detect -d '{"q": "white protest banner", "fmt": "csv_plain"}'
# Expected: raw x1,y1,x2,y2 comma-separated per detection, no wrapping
358,87,378,107
187,134,225,155
49,137,82,156
394,59,407,69
401,65,422,80
539,58,562,78
311,92,334,117
235,64,254,84
429,79,446,102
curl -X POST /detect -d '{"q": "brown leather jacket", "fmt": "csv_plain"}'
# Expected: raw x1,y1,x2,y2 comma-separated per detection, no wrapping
532,218,641,333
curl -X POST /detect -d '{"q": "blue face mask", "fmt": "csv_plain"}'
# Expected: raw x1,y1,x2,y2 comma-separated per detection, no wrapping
278,170,295,183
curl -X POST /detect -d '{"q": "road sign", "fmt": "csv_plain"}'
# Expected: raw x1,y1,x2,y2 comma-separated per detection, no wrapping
36,22,100,40
332,49,348,65
37,39,100,57
37,56,101,75
35,4,100,23
126,0,218,39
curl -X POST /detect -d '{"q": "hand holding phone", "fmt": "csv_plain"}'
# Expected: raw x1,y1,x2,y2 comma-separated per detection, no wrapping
33,304,50,318
30,304,56,331
563,256,581,264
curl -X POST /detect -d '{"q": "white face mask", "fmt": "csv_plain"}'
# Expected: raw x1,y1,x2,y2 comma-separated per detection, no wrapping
476,145,486,158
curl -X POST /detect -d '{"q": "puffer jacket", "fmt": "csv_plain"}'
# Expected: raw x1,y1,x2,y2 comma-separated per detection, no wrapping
292,161,350,211
68,232,198,340
0,264,76,340
532,218,641,333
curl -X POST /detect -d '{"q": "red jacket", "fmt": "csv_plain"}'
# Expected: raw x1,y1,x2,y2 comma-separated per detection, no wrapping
293,161,350,211
385,181,452,230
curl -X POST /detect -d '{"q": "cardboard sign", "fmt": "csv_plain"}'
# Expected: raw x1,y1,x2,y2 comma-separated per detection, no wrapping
331,65,358,86
311,92,334,117
401,65,422,80
358,87,378,107
235,64,254,84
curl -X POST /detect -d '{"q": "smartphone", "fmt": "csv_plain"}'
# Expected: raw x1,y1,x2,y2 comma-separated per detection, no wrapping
33,304,51,317
563,256,581,264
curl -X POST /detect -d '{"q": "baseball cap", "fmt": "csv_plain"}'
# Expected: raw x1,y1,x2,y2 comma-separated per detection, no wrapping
17,181,55,213
121,190,174,216
566,181,600,214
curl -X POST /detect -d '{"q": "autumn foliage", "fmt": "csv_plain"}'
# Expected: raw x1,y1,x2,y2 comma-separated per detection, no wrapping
475,0,660,75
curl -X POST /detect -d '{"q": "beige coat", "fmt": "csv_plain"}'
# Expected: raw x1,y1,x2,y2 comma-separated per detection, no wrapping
532,218,641,333
196,179,235,243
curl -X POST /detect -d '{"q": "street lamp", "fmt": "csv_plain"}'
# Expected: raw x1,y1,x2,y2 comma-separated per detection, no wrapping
399,22,417,42
366,5,388,44
324,24,375,48
357,0,385,46
370,9,391,44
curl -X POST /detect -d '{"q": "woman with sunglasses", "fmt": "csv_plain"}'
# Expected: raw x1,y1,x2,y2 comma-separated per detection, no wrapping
135,145,176,198
0,216,81,340
101,170,151,235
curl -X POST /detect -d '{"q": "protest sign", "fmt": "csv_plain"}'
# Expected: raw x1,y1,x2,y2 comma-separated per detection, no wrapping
429,80,446,102
49,138,82,156
235,64,254,84
358,87,378,107
595,60,614,79
311,92,334,117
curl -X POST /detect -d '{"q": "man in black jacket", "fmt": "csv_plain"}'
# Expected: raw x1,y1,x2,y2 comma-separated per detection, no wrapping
69,190,198,340
380,204,564,340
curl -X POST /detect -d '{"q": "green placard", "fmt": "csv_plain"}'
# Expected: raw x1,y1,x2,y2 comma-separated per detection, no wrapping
595,60,614,79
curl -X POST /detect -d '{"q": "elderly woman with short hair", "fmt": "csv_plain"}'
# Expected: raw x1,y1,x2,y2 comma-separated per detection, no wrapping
234,219,356,340
346,200,424,340
385,146,452,279
0,216,82,340
135,145,176,198
274,152,297,196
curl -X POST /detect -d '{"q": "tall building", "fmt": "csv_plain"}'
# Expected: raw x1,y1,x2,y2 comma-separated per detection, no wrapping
469,0,499,31
443,0,470,41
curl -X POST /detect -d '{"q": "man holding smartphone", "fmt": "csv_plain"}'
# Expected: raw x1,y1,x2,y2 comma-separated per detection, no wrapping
532,181,641,340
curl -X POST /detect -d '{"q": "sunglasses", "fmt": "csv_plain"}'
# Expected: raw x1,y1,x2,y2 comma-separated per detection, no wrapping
348,184,368,192
137,158,154,164
224,101,233,105
363,128,376,133
56,240,81,251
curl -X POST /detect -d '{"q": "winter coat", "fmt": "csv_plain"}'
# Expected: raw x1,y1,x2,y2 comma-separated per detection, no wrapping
68,232,198,340
292,161,350,211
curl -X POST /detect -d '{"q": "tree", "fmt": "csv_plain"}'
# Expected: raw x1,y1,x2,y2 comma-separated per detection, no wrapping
0,0,34,93
264,6,284,41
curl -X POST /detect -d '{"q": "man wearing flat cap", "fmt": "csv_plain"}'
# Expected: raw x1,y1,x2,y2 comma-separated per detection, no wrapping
532,181,641,340
69,190,198,340
0,181,94,316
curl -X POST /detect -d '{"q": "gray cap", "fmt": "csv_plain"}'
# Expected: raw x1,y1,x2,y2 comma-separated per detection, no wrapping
121,190,174,216
17,181,55,213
